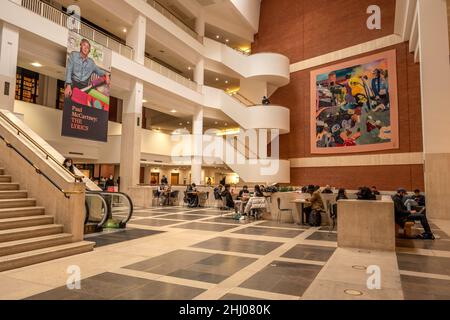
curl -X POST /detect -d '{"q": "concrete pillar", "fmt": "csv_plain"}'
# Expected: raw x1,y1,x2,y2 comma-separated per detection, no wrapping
194,58,204,86
120,80,144,193
191,107,203,185
120,14,146,193
126,14,147,65
195,12,205,38
417,0,450,219
0,22,19,111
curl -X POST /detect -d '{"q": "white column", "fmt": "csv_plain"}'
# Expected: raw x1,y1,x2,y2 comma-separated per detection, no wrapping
120,80,144,193
195,11,205,38
126,14,147,65
417,0,450,219
120,14,146,193
0,22,19,111
194,58,204,86
191,107,203,185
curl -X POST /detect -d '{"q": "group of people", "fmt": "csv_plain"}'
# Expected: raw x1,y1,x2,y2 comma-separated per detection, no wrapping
299,184,433,239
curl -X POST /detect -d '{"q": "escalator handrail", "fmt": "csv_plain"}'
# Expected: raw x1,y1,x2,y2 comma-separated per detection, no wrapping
85,192,109,228
86,191,134,226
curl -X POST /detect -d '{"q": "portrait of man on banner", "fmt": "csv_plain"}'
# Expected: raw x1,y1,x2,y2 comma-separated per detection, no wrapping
62,32,112,142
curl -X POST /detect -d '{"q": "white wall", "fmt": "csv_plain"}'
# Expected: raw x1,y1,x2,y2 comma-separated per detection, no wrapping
230,0,261,33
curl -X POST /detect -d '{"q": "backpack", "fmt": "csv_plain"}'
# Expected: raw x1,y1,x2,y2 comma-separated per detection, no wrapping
309,210,322,227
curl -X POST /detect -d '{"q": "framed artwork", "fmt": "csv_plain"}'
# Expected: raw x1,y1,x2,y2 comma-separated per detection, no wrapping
310,49,399,154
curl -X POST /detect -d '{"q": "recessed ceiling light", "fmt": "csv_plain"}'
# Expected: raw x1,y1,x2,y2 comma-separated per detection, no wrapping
122,28,127,33
216,35,220,39
214,121,218,125
225,123,228,126
225,39,229,43
188,66,192,70
225,80,229,84
187,121,190,124
215,77,219,81
142,99,147,103
31,62,42,67
179,123,183,126
171,109,177,113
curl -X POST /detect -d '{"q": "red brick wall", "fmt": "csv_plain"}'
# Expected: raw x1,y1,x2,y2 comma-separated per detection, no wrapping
254,0,424,190
253,0,396,62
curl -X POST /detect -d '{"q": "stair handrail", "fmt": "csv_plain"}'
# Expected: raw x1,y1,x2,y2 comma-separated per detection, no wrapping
229,91,257,107
86,191,134,227
0,132,83,199
0,112,84,183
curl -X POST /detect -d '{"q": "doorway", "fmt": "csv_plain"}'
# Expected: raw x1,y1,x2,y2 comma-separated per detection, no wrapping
171,173,179,185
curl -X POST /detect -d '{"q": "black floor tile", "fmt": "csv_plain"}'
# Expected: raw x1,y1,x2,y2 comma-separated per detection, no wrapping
204,216,251,225
162,214,207,221
396,238,450,251
397,253,450,276
128,218,183,227
191,237,283,255
232,226,303,238
171,222,239,232
87,229,165,247
113,281,205,300
401,275,450,300
239,261,322,297
306,232,337,242
282,244,336,262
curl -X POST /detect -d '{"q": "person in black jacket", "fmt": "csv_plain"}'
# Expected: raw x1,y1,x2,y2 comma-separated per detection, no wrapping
393,188,434,239
221,184,234,209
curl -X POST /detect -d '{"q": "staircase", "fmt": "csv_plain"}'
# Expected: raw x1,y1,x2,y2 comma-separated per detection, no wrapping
0,167,94,272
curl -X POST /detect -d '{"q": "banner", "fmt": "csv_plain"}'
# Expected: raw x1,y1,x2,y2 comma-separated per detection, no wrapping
62,32,112,142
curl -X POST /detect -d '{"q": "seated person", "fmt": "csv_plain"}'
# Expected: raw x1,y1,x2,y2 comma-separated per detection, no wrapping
336,188,348,201
213,184,223,200
303,185,325,226
357,186,376,200
413,189,426,207
254,185,264,197
322,185,333,194
371,186,381,195
238,185,250,200
259,185,266,193
221,184,235,209
159,184,171,206
186,183,199,207
393,188,434,240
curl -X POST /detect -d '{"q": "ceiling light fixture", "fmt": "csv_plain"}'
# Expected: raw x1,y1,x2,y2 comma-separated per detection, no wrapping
122,28,127,33
215,77,219,81
171,109,177,113
31,62,42,67
225,39,229,43
216,35,220,39
225,80,229,84
142,99,148,103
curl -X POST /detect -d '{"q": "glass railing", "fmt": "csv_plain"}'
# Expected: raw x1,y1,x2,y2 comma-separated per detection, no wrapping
144,57,200,92
85,191,134,229
146,0,201,42
15,0,134,59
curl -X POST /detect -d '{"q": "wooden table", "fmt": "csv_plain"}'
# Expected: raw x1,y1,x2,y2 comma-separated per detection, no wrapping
290,199,309,225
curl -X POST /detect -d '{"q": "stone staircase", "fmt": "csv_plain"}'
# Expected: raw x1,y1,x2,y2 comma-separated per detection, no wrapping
0,167,94,272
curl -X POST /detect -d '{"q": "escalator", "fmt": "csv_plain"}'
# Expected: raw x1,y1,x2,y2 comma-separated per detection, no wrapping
84,191,134,234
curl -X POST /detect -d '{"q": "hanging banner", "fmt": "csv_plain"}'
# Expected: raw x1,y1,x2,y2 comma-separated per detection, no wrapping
61,31,112,142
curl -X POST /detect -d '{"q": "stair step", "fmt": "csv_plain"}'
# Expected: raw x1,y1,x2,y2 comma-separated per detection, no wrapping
0,233,73,257
0,175,12,183
0,190,28,200
0,215,54,231
0,224,63,243
0,241,95,272
0,168,4,175
0,198,36,209
0,207,45,219
0,183,20,191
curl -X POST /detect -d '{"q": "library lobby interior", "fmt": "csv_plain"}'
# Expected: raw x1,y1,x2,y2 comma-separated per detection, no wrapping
0,0,450,304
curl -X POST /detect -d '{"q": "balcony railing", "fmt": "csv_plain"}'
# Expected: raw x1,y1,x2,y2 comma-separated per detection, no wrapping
144,57,199,92
147,0,201,42
16,0,134,60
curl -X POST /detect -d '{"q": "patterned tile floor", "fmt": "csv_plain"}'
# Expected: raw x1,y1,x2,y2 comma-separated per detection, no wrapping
1,206,449,300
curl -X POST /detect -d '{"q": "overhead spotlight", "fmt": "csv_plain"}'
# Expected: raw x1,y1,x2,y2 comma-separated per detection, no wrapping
31,62,42,67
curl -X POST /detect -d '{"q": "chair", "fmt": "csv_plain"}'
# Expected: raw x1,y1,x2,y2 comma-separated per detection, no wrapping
276,198,294,223
169,190,179,206
199,191,209,207
152,189,160,207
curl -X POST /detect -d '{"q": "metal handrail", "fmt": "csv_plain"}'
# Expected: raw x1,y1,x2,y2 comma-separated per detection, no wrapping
12,0,134,59
0,133,83,199
0,112,84,182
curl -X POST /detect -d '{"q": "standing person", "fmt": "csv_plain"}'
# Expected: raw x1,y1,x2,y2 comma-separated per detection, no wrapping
63,158,76,174
105,175,115,190
65,38,110,98
219,176,226,186
161,175,168,185
393,188,434,239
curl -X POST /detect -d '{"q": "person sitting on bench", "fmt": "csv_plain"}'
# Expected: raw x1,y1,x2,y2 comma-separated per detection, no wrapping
393,188,434,240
